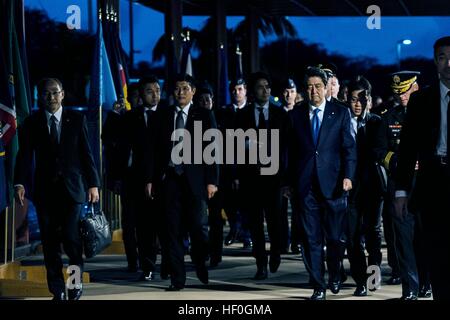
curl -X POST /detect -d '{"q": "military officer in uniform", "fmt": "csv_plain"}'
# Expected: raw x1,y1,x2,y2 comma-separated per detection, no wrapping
374,71,431,299
279,79,301,254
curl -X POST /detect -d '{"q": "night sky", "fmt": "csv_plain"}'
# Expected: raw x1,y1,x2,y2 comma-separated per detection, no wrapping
25,0,450,66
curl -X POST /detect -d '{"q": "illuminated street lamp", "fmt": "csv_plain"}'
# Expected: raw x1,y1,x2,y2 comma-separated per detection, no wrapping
397,39,412,70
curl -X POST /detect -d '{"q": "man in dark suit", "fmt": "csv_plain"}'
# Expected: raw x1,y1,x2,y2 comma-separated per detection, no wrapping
395,36,450,301
145,73,219,291
102,84,140,272
235,72,290,280
14,78,100,300
287,67,356,300
345,76,383,297
118,76,166,281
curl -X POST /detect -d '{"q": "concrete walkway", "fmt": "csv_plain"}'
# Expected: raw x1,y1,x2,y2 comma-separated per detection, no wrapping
19,243,424,301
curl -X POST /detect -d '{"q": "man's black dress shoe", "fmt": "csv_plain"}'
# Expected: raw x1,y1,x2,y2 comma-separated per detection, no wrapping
353,285,367,297
68,286,83,301
253,265,268,280
387,276,402,285
224,232,237,246
418,285,432,298
329,281,341,294
52,292,66,301
400,292,418,300
138,271,155,281
290,243,301,254
166,284,184,291
196,264,209,284
310,289,326,300
269,256,281,273
210,256,222,268
242,239,253,249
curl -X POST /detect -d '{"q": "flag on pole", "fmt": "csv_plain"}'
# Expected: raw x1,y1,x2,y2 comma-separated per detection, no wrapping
219,44,231,107
89,19,117,111
0,0,31,205
0,140,7,211
180,32,193,76
235,43,243,80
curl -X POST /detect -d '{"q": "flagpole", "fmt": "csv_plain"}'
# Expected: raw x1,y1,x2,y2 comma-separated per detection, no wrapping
99,104,103,212
4,207,8,263
11,201,15,261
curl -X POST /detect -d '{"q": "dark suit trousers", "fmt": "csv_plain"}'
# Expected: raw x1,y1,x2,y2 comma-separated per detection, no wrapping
135,189,160,274
382,178,401,277
163,170,209,288
120,170,138,268
35,179,83,296
298,177,348,290
346,199,367,287
281,197,301,250
388,179,419,295
419,163,450,300
241,175,282,267
346,183,383,286
208,189,224,260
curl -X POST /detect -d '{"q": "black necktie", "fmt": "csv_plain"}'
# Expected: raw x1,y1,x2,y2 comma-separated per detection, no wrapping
174,110,185,175
257,107,266,129
145,109,153,127
357,116,364,130
50,115,58,145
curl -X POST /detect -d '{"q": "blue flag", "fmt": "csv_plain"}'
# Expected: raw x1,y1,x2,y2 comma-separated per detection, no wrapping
89,21,117,111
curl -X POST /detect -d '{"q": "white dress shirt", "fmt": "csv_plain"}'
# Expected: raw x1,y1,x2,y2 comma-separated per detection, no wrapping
437,81,450,156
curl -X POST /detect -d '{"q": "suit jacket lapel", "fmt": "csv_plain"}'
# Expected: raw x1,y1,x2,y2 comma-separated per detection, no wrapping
59,109,71,149
38,109,52,145
430,85,441,147
299,104,313,145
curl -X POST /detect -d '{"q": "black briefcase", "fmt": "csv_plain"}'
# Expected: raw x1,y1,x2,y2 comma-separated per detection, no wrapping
80,204,112,258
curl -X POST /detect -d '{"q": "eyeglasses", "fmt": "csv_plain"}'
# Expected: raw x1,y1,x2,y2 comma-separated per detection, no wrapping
41,91,62,97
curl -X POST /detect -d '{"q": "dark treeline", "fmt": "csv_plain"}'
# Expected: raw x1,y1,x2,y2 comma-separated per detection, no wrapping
25,8,437,106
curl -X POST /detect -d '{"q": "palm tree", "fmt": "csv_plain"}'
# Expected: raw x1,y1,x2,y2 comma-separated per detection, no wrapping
151,15,298,81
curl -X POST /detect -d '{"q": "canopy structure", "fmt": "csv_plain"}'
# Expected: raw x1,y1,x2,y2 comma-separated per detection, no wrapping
139,0,450,17
136,0,450,104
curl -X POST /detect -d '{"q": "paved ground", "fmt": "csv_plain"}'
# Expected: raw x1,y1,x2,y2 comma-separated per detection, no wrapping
19,242,429,301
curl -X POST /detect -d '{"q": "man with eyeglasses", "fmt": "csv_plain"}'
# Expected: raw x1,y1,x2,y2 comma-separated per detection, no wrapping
345,76,383,297
286,67,356,300
14,78,100,300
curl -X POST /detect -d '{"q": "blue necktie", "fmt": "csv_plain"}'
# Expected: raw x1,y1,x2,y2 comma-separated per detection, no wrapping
312,108,320,146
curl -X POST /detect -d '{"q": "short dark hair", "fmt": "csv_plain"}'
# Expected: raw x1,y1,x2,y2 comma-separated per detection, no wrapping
127,82,140,94
138,75,160,93
174,73,196,89
229,78,246,92
248,72,272,93
304,67,328,87
37,78,63,94
434,36,450,57
347,75,372,96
